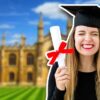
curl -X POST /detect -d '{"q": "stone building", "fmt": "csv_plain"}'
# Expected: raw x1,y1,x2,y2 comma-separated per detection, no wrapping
0,14,72,86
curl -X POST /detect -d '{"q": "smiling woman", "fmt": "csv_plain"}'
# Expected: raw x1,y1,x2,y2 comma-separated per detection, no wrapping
47,5,100,100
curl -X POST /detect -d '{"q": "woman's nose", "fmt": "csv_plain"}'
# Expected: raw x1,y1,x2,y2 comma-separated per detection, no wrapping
84,35,92,41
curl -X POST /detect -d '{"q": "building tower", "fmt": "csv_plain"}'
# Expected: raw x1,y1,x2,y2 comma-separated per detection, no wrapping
67,17,72,34
1,33,6,85
19,34,26,85
38,12,44,43
2,33,6,47
21,34,26,47
37,12,44,58
36,13,44,86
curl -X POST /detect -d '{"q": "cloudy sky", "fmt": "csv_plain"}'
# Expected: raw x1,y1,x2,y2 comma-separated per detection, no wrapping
0,0,100,45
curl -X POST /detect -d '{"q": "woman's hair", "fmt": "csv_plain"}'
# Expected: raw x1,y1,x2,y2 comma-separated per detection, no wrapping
64,28,100,100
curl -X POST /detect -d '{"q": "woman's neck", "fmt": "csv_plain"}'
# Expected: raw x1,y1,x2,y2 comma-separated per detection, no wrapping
78,55,96,72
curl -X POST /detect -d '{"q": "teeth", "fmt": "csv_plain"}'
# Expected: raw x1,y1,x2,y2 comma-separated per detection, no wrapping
82,44,93,48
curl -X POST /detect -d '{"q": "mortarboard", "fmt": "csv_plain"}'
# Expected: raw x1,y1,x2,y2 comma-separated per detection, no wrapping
60,4,100,28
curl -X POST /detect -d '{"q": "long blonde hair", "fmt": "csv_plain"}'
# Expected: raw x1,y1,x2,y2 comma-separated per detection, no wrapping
64,28,100,100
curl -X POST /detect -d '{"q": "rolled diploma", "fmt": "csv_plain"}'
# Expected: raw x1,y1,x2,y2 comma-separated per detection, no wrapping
50,26,65,67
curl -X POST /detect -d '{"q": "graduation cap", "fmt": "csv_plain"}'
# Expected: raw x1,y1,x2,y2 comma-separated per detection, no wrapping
60,4,100,28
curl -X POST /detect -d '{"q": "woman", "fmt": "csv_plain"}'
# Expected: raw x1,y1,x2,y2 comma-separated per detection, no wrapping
47,5,100,100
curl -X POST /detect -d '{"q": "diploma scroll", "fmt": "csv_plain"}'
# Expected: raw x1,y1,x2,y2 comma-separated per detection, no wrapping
50,26,66,67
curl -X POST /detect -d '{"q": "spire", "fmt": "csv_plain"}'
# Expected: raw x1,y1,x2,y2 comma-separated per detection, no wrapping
21,34,26,47
2,33,6,47
38,12,44,43
67,18,72,33
38,12,43,28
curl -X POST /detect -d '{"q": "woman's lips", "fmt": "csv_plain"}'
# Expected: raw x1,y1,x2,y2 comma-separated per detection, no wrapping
82,44,94,49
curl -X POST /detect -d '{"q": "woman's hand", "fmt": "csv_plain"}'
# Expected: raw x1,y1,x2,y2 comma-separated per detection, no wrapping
55,67,70,91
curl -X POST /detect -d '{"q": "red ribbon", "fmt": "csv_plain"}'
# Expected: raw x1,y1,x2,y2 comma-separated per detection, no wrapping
46,41,74,65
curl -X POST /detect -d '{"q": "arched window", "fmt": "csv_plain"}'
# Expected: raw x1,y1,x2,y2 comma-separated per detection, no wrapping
27,53,34,65
9,72,15,82
27,72,33,82
9,54,16,65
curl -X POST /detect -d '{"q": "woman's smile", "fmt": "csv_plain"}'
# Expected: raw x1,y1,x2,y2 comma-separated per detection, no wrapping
82,44,94,50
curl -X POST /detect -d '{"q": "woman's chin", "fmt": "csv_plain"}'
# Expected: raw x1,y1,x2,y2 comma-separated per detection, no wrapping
79,51,97,56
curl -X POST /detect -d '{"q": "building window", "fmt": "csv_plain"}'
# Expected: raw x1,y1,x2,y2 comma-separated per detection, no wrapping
9,72,15,82
27,72,33,82
27,53,34,65
9,54,16,65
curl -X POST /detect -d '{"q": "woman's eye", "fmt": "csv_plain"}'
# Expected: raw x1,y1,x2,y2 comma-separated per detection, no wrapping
78,33,85,35
92,33,99,36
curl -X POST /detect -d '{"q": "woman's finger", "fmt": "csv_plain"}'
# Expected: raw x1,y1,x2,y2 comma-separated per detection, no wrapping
56,75,70,81
55,67,62,74
55,68,69,77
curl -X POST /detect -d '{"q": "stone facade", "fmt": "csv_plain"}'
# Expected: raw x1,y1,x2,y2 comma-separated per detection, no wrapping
0,14,72,86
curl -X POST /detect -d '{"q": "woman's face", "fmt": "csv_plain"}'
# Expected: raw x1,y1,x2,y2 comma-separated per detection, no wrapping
74,25,99,56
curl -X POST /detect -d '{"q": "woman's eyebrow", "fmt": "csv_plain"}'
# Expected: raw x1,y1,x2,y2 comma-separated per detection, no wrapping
91,31,99,34
77,30,99,33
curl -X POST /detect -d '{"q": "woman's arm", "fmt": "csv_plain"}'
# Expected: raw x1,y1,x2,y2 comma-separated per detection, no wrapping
47,62,67,100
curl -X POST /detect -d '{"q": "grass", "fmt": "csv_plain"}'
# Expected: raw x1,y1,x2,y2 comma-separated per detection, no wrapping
0,86,46,100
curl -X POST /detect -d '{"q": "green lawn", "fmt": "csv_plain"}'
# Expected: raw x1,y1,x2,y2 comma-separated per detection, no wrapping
0,86,46,100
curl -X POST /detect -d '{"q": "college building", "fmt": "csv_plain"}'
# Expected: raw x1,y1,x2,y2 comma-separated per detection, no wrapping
0,14,71,86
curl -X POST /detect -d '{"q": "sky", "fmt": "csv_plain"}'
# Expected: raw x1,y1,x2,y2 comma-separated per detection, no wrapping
0,0,100,45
